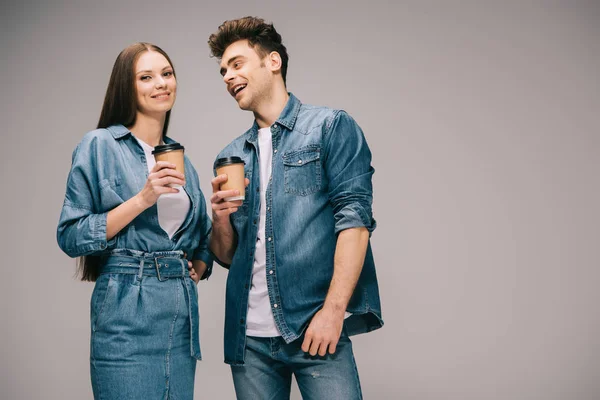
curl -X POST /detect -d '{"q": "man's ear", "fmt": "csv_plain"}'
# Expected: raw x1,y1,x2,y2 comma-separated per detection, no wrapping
268,51,282,73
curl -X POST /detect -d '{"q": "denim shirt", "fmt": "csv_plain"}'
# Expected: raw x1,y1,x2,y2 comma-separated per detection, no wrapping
57,124,212,271
215,94,383,365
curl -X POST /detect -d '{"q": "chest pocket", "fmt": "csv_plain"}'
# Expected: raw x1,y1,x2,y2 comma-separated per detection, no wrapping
99,178,124,210
282,145,322,196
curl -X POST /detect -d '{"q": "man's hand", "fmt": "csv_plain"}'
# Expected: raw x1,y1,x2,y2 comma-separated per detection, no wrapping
210,175,249,220
301,307,345,356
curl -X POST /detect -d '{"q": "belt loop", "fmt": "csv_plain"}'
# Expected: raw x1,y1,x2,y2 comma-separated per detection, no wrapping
155,257,167,281
181,258,187,276
137,258,144,281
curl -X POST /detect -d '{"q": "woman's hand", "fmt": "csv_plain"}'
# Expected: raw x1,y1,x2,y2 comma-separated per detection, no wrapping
188,261,199,283
136,161,185,209
188,260,207,284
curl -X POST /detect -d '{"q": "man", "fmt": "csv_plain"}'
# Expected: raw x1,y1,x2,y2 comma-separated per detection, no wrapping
208,16,383,399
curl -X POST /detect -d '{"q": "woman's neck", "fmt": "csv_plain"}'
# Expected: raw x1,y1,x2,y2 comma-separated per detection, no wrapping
129,112,165,147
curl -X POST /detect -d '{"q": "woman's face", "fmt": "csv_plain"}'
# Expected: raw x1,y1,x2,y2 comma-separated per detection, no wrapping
134,51,176,117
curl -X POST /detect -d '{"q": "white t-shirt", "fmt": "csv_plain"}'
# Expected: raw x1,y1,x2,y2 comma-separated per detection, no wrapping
135,136,190,239
246,127,280,337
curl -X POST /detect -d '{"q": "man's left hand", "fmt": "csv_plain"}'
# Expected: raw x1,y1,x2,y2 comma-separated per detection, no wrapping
301,307,344,356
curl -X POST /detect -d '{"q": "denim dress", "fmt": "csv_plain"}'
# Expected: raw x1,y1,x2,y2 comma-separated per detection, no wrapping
57,125,212,400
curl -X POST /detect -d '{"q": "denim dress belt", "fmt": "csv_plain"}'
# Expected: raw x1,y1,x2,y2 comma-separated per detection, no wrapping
99,249,201,359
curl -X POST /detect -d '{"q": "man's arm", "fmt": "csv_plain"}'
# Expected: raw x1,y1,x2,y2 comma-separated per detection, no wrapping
301,110,376,356
301,227,369,356
208,174,249,266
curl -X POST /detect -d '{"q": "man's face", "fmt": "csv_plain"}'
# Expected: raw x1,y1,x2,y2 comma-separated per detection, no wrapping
219,40,273,111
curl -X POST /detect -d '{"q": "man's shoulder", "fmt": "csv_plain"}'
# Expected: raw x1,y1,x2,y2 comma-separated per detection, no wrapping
295,102,345,133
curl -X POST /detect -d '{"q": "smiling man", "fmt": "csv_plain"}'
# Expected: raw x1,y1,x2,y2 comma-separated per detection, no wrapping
207,16,383,399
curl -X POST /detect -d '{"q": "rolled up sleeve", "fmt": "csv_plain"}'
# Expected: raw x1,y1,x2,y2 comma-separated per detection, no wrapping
323,111,377,235
56,138,116,257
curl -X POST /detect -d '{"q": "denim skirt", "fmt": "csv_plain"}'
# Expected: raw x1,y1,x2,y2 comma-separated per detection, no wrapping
89,250,200,400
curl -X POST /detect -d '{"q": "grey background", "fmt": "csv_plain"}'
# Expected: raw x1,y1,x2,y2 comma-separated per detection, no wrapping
2,1,599,399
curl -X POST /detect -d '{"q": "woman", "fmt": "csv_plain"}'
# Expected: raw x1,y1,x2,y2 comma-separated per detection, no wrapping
57,43,211,399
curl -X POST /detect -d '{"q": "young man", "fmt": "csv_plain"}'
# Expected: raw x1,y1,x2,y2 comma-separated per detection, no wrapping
208,17,383,399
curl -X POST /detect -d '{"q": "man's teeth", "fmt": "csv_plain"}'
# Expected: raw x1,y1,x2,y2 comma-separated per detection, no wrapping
234,85,247,94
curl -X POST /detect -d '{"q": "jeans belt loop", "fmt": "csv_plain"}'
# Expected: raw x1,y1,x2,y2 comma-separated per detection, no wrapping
137,258,145,281
155,257,167,281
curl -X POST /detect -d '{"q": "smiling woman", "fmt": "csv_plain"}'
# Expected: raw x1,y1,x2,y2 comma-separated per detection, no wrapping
56,42,212,400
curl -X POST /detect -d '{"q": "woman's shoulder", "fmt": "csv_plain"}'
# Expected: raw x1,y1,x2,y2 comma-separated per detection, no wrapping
77,125,127,149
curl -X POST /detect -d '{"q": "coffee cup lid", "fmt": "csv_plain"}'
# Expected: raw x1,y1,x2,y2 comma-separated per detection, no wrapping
152,143,184,154
215,156,245,168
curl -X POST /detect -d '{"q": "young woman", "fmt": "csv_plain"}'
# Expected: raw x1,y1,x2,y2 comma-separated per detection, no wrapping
57,43,211,399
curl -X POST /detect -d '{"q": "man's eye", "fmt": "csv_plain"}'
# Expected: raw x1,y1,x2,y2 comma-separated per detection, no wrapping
234,62,241,68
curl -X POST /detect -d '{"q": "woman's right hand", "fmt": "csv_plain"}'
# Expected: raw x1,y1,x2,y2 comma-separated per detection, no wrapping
136,161,185,209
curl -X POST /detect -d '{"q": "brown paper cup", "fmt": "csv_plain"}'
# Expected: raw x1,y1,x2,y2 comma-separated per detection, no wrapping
153,143,185,187
215,157,246,201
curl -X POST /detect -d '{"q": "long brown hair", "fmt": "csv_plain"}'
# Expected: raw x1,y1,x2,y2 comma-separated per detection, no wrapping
78,42,176,281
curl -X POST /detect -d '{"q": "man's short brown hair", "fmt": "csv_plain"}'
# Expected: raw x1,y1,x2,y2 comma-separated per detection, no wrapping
208,16,289,85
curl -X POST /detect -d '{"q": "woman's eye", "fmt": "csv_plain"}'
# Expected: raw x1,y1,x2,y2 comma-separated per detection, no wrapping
141,75,151,81
163,71,173,77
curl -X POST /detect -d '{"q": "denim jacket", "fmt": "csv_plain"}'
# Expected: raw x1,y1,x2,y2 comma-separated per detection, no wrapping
57,124,212,272
215,94,383,365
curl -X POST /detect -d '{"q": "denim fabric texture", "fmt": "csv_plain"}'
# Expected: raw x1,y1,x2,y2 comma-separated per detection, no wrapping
214,94,383,366
57,125,212,399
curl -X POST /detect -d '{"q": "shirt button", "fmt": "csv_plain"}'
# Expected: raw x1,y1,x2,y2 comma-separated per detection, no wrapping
274,149,278,153
268,237,272,242
240,318,245,324
273,304,278,308
269,270,273,275
267,207,270,211
253,219,257,224
298,160,303,164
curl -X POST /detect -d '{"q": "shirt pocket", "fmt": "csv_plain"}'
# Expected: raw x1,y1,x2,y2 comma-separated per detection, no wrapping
282,145,322,196
99,178,124,210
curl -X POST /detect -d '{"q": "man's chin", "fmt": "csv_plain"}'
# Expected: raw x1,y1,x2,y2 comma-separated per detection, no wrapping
236,100,251,111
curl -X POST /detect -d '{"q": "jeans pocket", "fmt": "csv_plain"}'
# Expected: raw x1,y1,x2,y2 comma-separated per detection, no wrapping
283,145,321,196
90,274,115,332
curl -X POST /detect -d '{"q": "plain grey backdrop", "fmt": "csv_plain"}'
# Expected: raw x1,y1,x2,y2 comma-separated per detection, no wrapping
2,0,599,399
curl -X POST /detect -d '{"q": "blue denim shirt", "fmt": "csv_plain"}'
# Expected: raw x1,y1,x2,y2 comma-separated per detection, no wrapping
57,124,213,271
215,94,383,365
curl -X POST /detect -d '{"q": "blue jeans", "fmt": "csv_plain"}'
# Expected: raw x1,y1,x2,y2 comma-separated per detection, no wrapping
90,251,200,399
231,329,362,400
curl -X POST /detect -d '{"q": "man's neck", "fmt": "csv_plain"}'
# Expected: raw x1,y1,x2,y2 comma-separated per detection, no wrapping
129,112,165,147
253,87,289,128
